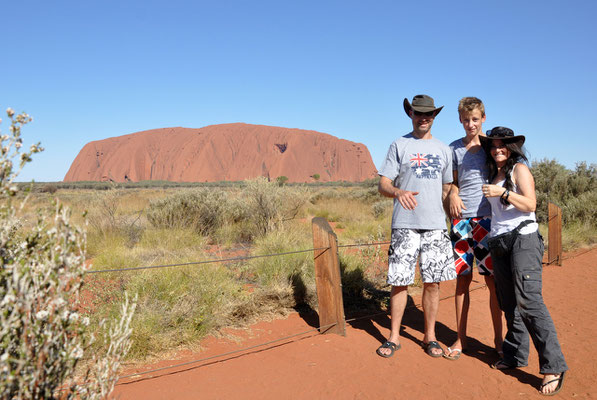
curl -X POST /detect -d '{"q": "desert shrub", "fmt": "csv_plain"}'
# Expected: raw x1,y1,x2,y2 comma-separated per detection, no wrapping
86,188,144,248
532,159,597,225
0,108,136,399
146,188,225,235
372,199,392,219
226,239,315,324
249,228,313,286
39,183,58,194
238,177,309,237
348,186,382,202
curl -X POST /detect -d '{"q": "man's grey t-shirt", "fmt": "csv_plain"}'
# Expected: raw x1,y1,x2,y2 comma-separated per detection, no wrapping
379,133,453,230
449,138,491,218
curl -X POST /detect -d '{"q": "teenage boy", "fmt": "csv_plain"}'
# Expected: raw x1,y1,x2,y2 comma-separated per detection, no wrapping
443,97,503,360
376,94,456,359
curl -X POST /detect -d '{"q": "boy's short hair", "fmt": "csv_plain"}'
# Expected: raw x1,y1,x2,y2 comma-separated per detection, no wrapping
458,97,485,117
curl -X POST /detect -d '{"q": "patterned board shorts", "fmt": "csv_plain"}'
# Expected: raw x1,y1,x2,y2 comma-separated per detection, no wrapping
450,217,493,276
387,228,456,286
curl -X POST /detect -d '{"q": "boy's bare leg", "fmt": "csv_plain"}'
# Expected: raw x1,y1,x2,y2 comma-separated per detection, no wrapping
484,274,504,354
422,282,443,356
377,285,408,356
447,273,473,356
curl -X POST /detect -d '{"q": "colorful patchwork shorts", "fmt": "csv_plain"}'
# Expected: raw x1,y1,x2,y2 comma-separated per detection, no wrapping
450,217,493,276
387,228,456,286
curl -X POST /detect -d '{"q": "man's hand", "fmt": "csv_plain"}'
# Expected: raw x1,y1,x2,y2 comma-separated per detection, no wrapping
379,176,418,210
396,189,419,210
449,192,467,219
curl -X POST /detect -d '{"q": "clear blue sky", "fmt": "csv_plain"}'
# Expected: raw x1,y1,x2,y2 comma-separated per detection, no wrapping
2,0,596,182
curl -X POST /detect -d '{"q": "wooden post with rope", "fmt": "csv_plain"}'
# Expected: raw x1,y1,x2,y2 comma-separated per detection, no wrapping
548,202,562,266
311,217,346,336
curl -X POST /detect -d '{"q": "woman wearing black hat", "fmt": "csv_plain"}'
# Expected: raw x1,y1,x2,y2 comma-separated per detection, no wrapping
480,127,568,396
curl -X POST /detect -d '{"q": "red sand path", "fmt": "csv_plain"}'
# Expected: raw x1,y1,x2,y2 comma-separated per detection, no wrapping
113,247,596,399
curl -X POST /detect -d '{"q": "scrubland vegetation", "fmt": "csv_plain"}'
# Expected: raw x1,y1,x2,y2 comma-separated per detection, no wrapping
15,159,596,363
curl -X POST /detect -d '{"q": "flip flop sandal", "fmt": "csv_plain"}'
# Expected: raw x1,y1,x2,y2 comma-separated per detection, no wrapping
376,341,401,358
539,371,566,396
423,341,444,358
442,347,463,361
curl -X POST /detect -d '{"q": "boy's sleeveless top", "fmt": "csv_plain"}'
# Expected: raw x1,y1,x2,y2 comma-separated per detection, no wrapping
486,165,538,238
449,138,491,218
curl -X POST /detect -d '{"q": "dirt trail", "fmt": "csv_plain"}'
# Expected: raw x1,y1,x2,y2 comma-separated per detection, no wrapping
113,248,596,399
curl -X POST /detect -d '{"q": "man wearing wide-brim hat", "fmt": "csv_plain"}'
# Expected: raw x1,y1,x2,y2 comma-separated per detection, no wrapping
376,94,456,359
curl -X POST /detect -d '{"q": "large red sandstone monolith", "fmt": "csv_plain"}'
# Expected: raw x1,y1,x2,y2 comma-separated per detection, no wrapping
64,123,378,183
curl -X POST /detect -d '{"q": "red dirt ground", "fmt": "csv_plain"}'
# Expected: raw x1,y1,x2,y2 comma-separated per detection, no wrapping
113,247,596,399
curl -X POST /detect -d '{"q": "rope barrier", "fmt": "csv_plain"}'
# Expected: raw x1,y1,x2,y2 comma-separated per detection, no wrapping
85,239,392,275
113,322,338,384
85,247,329,274
337,241,390,249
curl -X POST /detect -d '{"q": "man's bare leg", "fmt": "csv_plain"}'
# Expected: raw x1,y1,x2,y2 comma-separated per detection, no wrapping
422,281,443,356
377,285,408,356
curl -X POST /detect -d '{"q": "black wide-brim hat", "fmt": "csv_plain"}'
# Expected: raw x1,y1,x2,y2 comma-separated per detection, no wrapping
403,94,444,117
479,126,526,149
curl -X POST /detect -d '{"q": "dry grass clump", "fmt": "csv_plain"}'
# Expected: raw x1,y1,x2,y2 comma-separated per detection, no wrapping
147,188,225,235
123,263,242,358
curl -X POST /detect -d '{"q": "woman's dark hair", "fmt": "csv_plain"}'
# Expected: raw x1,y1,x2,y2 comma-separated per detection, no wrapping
484,127,528,205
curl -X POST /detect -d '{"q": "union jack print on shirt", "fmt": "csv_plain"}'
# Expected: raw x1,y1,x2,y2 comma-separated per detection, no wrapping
409,153,442,179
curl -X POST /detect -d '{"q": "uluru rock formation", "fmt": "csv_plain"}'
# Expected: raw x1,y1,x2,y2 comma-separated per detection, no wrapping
63,123,378,183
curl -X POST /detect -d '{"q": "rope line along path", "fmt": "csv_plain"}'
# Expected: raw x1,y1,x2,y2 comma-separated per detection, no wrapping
85,247,330,274
85,241,392,275
115,322,338,384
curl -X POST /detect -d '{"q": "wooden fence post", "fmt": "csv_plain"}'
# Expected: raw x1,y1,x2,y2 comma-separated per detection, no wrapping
548,202,562,266
311,217,346,336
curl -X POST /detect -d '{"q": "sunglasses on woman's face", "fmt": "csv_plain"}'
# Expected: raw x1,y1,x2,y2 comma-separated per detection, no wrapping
490,143,507,149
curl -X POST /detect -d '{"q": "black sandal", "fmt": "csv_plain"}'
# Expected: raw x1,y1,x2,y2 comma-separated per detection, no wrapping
376,341,401,358
539,371,566,396
423,341,444,358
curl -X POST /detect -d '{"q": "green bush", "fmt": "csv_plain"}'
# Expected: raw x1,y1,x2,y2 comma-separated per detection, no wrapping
532,159,597,225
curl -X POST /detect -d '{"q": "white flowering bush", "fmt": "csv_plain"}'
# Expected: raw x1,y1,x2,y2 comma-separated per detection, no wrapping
0,108,136,399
